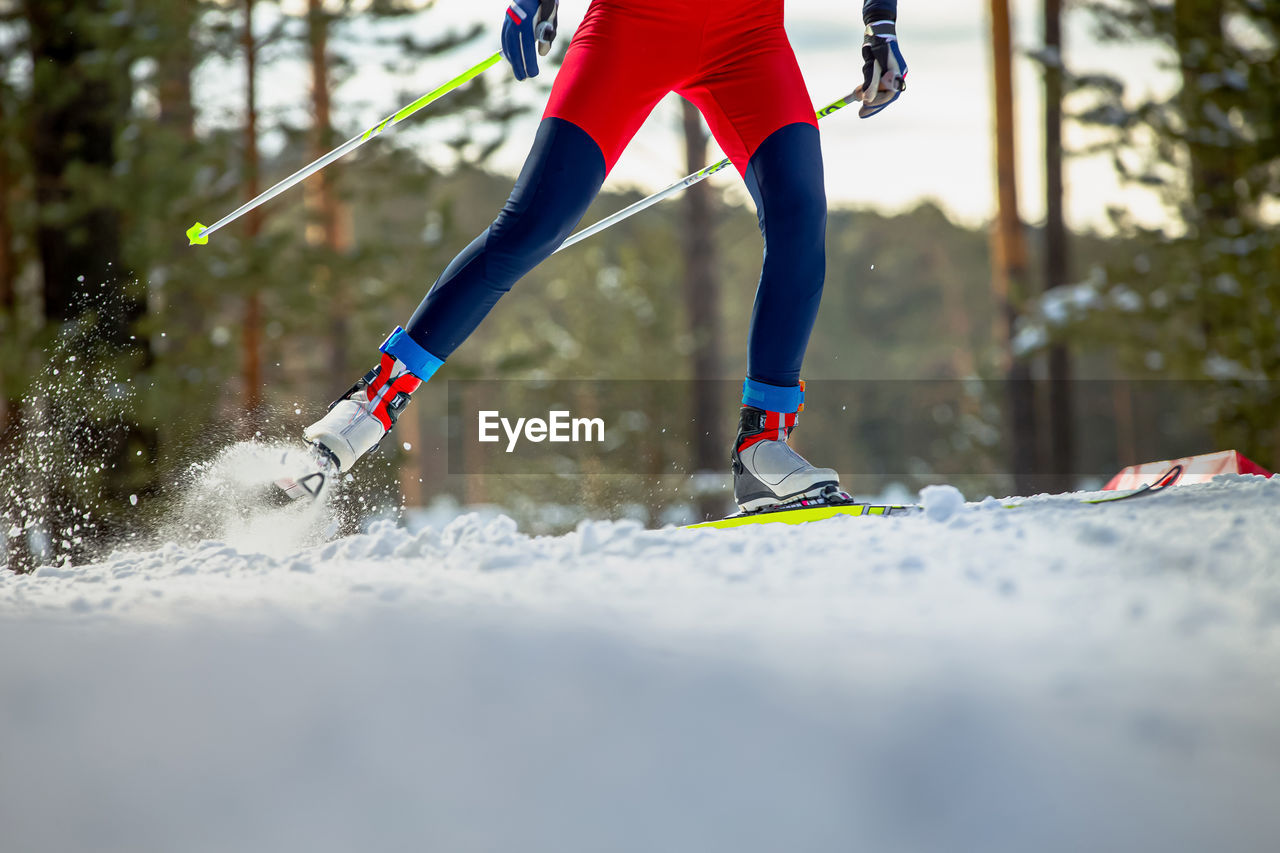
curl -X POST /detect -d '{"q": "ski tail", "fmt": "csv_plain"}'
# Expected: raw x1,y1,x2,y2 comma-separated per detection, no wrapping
271,444,340,503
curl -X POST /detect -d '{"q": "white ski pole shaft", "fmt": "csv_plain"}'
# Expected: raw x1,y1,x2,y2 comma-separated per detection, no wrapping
187,51,503,247
555,90,858,255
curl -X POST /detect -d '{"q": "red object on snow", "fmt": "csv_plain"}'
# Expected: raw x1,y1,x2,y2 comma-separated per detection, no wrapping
1103,450,1273,491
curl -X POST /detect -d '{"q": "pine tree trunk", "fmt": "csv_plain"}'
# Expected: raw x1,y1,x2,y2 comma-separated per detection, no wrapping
680,100,725,520
936,243,977,378
1043,0,1074,491
989,0,1039,494
0,79,15,437
25,0,134,336
22,0,149,567
154,1,199,371
0,81,12,317
307,0,352,379
243,0,264,421
157,0,196,142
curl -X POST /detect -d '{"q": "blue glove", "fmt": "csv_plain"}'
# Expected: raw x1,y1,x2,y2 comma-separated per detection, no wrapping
855,21,907,118
501,0,559,81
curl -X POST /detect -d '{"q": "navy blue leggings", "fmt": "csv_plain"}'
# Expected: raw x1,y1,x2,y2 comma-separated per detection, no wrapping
406,117,826,388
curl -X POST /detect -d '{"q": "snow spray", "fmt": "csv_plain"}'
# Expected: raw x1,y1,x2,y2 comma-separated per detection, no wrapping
161,441,340,560
0,325,150,571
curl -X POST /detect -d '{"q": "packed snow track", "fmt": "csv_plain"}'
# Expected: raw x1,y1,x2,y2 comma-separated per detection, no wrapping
2,476,1279,853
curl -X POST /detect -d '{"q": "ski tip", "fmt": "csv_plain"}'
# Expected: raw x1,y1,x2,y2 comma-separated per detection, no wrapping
1151,464,1185,491
186,222,209,246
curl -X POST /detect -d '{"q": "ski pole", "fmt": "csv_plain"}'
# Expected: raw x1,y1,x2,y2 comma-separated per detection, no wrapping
555,90,859,255
186,51,504,247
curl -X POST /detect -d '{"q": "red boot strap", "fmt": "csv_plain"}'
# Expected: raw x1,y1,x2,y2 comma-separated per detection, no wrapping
737,410,797,452
367,353,423,401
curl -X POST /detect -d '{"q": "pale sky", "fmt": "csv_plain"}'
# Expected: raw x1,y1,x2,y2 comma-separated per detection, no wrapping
205,1,1178,232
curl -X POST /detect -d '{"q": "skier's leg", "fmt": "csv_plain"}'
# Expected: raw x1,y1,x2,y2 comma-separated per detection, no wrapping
679,12,842,510
730,121,838,509
395,0,692,360
677,9,826,386
303,118,608,473
305,1,686,474
741,122,827,388
404,117,607,358
719,126,840,509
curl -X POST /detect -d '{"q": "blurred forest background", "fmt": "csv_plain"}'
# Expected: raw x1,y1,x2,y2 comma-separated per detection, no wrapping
1,0,1278,570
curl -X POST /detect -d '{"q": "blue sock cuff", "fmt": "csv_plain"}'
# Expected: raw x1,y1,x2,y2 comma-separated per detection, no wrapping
741,377,803,413
380,327,444,381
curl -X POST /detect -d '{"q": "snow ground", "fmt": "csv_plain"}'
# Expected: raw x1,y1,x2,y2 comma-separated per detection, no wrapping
2,475,1279,853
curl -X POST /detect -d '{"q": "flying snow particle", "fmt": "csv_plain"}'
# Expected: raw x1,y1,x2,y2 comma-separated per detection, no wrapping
129,494,139,507
403,443,412,451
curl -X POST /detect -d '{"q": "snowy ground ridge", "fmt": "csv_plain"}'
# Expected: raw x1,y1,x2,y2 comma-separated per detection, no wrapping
2,475,1278,853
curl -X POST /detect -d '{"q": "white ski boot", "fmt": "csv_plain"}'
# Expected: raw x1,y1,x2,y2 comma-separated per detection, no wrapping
304,352,422,473
732,404,844,512
275,327,441,502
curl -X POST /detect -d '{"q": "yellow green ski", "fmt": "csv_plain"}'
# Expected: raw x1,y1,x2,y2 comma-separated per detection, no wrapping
687,503,916,529
687,465,1184,530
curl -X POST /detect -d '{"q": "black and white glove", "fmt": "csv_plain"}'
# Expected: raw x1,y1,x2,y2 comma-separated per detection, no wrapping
855,21,907,118
501,0,559,81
